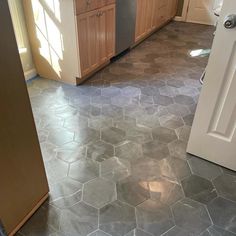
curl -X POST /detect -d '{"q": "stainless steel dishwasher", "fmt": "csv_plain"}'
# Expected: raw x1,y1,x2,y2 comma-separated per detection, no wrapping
115,0,137,55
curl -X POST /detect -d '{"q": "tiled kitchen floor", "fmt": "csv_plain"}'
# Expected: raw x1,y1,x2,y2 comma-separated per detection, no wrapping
18,22,236,236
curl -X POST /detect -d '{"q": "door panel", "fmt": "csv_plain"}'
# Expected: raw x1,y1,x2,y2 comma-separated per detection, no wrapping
186,0,217,25
135,0,147,42
187,0,236,171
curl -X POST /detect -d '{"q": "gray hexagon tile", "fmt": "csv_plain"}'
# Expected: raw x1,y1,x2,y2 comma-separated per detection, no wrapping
101,105,123,119
49,177,82,203
162,226,195,236
213,174,236,202
47,128,74,146
153,94,174,106
91,95,111,106
40,142,57,162
87,141,114,162
136,114,160,128
56,141,86,163
125,229,153,236
115,141,143,163
136,199,174,236
152,127,177,143
117,176,150,206
122,86,141,97
131,157,161,181
88,230,111,236
75,127,100,146
183,114,194,126
181,175,217,204
101,157,131,182
101,127,126,145
83,177,116,208
201,225,236,236
188,156,222,180
69,159,99,183
99,200,136,236
159,156,191,181
63,115,88,131
176,126,191,142
207,197,236,233
174,95,195,106
88,116,113,130
159,115,184,130
143,140,170,161
60,202,98,236
172,198,212,235
167,79,184,88
167,104,190,117
168,140,188,160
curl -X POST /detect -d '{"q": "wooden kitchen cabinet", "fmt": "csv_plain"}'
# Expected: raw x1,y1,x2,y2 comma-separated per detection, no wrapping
135,0,178,43
77,4,115,77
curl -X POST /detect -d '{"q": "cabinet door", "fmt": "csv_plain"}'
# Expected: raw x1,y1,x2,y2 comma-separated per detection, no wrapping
157,0,168,26
151,0,160,29
146,0,155,33
77,9,100,76
135,0,148,42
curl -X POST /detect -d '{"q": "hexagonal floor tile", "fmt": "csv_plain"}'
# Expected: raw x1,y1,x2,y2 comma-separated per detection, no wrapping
115,141,143,162
136,199,174,236
87,141,114,162
88,230,111,236
136,114,160,129
213,174,236,202
44,158,69,184
83,177,116,208
56,141,86,163
167,104,190,117
153,94,174,106
101,157,131,182
167,79,184,88
131,157,161,181
75,127,100,146
201,225,236,236
40,142,57,162
161,226,194,236
152,127,177,143
188,156,222,181
47,128,74,146
101,127,126,145
49,178,82,209
168,140,187,160
63,115,88,131
149,178,184,205
101,86,121,97
99,200,136,236
69,159,99,183
117,176,150,206
125,229,152,236
142,140,169,161
60,202,98,236
181,175,217,204
159,115,184,130
159,86,177,98
176,126,191,142
159,156,191,181
172,198,212,235
88,116,113,130
122,86,141,97
174,95,194,106
101,105,123,118
207,197,236,233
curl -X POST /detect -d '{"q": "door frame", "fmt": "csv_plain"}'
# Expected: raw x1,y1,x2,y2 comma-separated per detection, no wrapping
174,0,190,22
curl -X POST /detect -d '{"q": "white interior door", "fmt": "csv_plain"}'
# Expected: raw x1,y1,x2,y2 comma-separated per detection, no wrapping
186,0,217,25
187,0,236,171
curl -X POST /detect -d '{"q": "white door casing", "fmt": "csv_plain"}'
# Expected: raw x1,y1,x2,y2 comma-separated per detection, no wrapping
187,0,236,171
186,0,217,25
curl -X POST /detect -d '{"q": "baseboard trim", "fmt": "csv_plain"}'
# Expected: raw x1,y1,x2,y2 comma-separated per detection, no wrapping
24,68,37,81
8,193,49,236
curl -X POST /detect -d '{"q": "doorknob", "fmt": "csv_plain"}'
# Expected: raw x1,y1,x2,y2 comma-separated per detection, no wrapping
224,14,236,29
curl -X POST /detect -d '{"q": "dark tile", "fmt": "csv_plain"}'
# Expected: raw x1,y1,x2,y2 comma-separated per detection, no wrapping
99,201,136,236
87,141,114,162
69,159,99,183
60,202,98,236
83,177,116,208
181,175,217,204
143,140,170,161
152,127,177,143
207,197,236,233
117,176,150,206
213,174,236,202
136,199,174,236
101,127,126,145
172,198,212,235
188,156,222,180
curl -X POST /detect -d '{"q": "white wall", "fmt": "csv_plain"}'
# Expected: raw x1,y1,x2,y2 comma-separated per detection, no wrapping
8,0,37,80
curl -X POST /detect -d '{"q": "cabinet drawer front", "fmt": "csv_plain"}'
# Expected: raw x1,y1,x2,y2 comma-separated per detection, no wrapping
75,0,115,15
